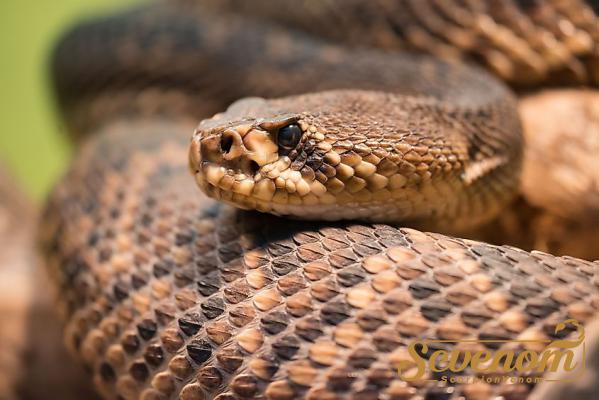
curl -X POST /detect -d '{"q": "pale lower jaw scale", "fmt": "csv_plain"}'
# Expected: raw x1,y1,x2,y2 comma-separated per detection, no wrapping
207,179,338,214
203,162,259,197
232,179,255,196
205,164,225,186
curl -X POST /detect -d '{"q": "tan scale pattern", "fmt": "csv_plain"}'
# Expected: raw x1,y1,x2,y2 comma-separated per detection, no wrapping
41,125,599,399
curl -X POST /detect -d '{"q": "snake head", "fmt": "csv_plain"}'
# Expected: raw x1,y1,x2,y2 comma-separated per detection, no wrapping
189,91,419,222
190,96,332,216
190,89,508,226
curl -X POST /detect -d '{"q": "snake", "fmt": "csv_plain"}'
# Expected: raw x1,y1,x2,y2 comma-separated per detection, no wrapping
40,1,599,399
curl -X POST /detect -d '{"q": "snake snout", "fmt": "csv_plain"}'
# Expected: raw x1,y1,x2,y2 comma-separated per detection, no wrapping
195,124,274,179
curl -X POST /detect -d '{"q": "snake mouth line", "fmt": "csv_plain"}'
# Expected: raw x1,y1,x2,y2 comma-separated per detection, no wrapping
195,163,414,222
195,162,336,216
194,161,397,221
196,160,337,205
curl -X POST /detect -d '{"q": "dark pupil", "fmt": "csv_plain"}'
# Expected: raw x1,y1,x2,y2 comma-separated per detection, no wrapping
277,124,302,149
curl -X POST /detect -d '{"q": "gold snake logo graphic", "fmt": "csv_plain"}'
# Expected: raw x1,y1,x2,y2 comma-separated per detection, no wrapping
398,319,585,383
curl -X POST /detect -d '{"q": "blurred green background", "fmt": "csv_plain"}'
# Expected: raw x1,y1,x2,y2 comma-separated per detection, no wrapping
0,0,141,201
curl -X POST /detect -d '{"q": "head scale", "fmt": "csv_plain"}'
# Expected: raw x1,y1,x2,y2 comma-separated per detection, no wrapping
189,91,417,221
190,95,345,218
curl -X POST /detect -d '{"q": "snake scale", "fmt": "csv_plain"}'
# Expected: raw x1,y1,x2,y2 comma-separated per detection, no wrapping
41,1,599,399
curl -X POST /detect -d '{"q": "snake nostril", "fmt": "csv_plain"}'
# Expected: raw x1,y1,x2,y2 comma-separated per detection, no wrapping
220,133,234,155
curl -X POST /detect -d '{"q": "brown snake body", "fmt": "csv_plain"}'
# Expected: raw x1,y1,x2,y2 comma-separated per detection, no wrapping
41,1,599,399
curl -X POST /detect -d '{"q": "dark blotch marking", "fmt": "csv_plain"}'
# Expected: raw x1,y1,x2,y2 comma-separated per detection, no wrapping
321,301,351,325
197,274,221,296
153,260,173,278
99,362,116,382
261,311,289,335
201,296,226,319
187,339,213,364
178,312,203,336
420,300,452,321
129,361,149,382
144,344,164,367
137,319,157,340
122,333,140,354
272,335,300,360
113,281,130,301
408,279,440,299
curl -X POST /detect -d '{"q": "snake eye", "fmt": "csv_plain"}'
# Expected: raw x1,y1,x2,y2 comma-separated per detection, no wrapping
276,123,302,150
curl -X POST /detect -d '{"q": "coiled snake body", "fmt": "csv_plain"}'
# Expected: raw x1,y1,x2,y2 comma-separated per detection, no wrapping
42,1,599,399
